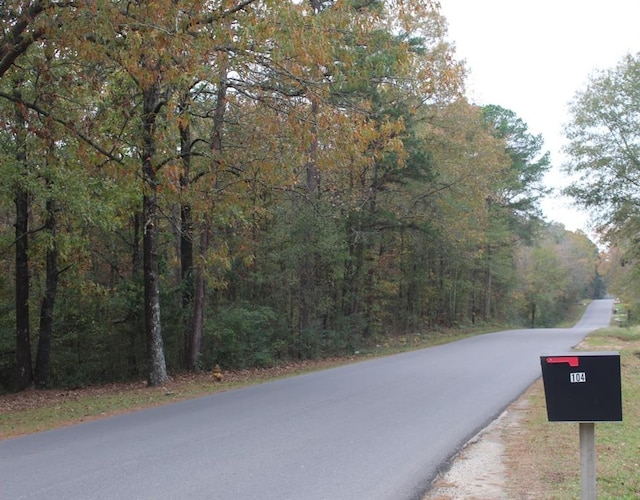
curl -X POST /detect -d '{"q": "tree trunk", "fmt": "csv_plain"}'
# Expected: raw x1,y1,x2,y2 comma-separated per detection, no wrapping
484,245,492,321
530,302,536,328
14,92,32,391
299,98,320,335
178,91,194,369
142,85,167,387
187,226,209,371
14,187,32,390
132,212,142,275
186,62,227,369
178,91,194,311
126,211,143,378
143,191,167,386
35,197,58,388
180,203,193,305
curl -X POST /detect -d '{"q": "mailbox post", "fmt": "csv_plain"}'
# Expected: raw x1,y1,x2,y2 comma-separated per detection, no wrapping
540,352,622,500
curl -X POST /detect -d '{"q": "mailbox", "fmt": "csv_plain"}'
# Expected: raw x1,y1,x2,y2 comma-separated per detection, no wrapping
540,351,622,422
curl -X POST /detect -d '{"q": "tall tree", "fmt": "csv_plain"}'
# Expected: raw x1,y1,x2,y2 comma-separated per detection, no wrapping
12,80,32,390
516,242,566,328
33,48,59,387
480,105,551,319
564,52,640,243
482,104,550,231
418,99,510,324
81,0,188,385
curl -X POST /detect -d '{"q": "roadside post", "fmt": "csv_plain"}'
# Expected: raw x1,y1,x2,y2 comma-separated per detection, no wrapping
540,352,622,500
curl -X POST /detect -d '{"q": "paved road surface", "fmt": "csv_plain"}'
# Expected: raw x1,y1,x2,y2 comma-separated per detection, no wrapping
0,300,613,499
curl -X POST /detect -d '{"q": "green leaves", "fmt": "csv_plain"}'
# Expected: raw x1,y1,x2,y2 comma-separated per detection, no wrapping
0,0,603,389
564,53,640,238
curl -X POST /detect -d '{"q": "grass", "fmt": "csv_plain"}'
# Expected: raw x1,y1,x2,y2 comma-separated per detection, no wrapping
584,331,640,498
504,310,640,499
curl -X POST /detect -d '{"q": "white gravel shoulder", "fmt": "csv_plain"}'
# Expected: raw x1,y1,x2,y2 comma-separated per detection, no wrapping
423,410,512,500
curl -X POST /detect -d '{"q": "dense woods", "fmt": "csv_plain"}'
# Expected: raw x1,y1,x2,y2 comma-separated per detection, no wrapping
1,0,602,391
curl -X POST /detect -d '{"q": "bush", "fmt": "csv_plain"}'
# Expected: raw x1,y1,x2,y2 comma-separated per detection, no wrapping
202,305,280,370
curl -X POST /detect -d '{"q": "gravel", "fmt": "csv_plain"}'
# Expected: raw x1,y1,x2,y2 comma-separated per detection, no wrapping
423,407,520,499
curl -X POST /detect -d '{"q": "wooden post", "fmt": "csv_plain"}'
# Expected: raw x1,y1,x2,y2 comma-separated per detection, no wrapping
580,422,596,500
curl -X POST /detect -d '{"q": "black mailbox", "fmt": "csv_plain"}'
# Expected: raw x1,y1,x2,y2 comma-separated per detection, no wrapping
540,351,622,422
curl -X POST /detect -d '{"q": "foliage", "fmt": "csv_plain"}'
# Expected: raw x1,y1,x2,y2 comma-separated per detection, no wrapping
514,224,600,327
0,1,603,390
202,305,280,370
481,104,550,240
564,52,640,243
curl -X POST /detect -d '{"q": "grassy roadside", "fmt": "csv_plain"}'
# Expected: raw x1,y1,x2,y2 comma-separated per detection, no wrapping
0,328,479,440
504,319,640,499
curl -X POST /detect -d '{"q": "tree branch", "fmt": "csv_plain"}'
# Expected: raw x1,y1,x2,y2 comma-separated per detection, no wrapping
197,0,260,26
0,90,123,164
0,0,47,77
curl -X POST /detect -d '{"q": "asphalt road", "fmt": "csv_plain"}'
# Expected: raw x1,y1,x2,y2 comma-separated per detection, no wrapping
0,299,613,500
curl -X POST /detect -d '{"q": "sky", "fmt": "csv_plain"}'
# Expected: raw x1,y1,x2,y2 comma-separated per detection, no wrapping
439,0,640,233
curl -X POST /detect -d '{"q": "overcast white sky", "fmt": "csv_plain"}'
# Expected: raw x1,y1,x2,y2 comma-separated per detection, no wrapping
439,0,640,233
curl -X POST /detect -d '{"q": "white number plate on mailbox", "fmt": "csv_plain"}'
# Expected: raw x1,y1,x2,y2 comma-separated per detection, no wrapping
570,372,586,383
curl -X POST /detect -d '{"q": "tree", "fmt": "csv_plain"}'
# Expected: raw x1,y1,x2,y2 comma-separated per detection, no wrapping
324,1,465,334
601,245,635,305
482,104,550,231
415,99,511,324
479,105,551,319
564,52,640,243
516,242,567,328
12,79,32,390
553,226,601,302
76,0,265,384
515,224,599,327
0,29,128,388
0,0,59,390
1,0,595,390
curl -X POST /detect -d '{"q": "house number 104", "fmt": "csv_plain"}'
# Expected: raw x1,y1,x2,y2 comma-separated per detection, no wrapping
570,372,586,383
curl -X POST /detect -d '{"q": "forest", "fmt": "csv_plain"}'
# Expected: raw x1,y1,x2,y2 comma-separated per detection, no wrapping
0,0,603,392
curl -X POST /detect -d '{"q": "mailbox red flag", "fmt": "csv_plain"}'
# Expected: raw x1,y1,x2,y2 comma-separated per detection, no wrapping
545,356,580,367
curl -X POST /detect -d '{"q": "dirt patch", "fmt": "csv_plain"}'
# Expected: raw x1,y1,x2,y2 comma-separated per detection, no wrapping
425,418,508,499
501,387,555,500
424,385,550,500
